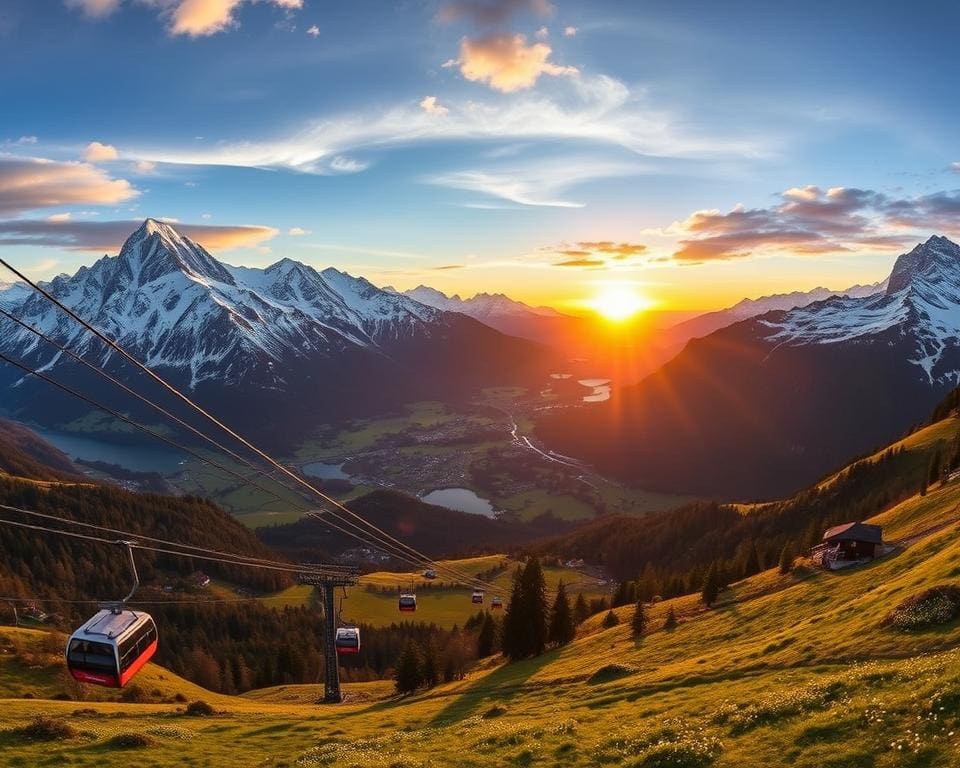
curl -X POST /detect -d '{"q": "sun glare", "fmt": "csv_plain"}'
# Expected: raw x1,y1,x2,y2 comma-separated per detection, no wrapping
590,285,652,322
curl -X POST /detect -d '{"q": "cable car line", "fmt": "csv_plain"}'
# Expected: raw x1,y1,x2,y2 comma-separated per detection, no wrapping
0,515,345,577
0,350,312,516
0,338,471,582
0,305,309,509
0,502,353,573
0,309,496,593
0,259,508,595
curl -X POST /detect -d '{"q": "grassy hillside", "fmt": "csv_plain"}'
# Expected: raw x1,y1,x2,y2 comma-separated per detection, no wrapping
263,555,611,629
7,469,960,765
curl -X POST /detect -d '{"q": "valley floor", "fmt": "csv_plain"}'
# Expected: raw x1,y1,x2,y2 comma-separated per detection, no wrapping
8,455,960,766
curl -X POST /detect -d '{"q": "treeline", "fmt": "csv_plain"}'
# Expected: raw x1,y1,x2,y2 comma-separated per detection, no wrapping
540,439,936,589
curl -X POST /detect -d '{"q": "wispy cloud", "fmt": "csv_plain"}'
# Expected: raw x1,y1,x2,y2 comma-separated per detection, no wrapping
131,77,766,174
425,157,646,207
541,240,649,269
0,218,277,252
0,156,137,215
288,226,311,236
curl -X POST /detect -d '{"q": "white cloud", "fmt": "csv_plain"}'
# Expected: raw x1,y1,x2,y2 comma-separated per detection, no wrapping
426,157,646,207
0,156,138,215
133,159,157,174
288,226,311,236
454,34,578,92
306,24,319,36
329,156,369,174
64,0,122,18
46,212,72,222
84,141,119,163
5,136,38,146
129,76,767,174
563,25,577,36
420,96,449,116
535,26,548,39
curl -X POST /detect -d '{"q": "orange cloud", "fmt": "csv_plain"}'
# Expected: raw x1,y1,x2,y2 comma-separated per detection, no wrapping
0,219,277,252
554,257,605,268
577,241,647,259
84,141,119,162
455,34,578,92
0,157,137,215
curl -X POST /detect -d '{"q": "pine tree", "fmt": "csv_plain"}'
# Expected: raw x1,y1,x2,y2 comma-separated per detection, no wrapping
548,580,575,646
630,601,646,638
501,567,524,659
477,612,496,658
930,449,943,487
573,592,590,626
663,606,677,630
394,640,424,695
778,544,794,575
742,540,762,577
522,556,549,657
602,610,619,629
422,638,440,689
701,561,720,607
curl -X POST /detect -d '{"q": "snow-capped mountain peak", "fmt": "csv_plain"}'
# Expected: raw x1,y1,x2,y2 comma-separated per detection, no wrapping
758,236,960,382
0,220,449,389
117,218,236,287
886,235,960,296
402,285,562,320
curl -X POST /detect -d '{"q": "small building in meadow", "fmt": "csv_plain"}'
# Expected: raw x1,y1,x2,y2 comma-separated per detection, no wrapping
816,522,884,569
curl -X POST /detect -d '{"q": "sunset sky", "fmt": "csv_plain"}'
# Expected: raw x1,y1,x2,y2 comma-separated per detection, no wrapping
2,0,960,312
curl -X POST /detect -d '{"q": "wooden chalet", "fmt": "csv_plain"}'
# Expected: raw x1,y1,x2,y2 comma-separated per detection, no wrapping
813,522,884,570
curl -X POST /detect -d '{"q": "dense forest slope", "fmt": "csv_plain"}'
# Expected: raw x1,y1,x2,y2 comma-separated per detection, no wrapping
0,418,80,481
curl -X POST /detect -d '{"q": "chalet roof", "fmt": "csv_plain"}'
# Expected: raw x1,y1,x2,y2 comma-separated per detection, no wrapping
822,522,883,544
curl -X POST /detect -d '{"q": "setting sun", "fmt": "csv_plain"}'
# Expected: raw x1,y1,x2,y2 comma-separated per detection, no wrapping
590,285,653,322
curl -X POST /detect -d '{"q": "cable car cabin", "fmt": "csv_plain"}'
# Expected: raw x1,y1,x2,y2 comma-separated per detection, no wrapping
491,597,503,609
423,569,437,580
66,610,158,688
398,593,417,612
335,627,361,655
471,591,484,604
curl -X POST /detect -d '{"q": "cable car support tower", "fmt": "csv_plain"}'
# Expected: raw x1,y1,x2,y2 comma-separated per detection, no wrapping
299,567,360,703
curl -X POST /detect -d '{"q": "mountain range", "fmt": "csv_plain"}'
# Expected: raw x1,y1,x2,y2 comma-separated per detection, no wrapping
536,235,960,500
0,219,547,447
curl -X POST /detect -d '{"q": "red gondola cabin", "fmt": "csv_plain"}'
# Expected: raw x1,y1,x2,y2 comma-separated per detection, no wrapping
66,610,158,688
335,627,361,655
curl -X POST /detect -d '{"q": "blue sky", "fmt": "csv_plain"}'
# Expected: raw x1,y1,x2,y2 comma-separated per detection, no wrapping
1,0,960,310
